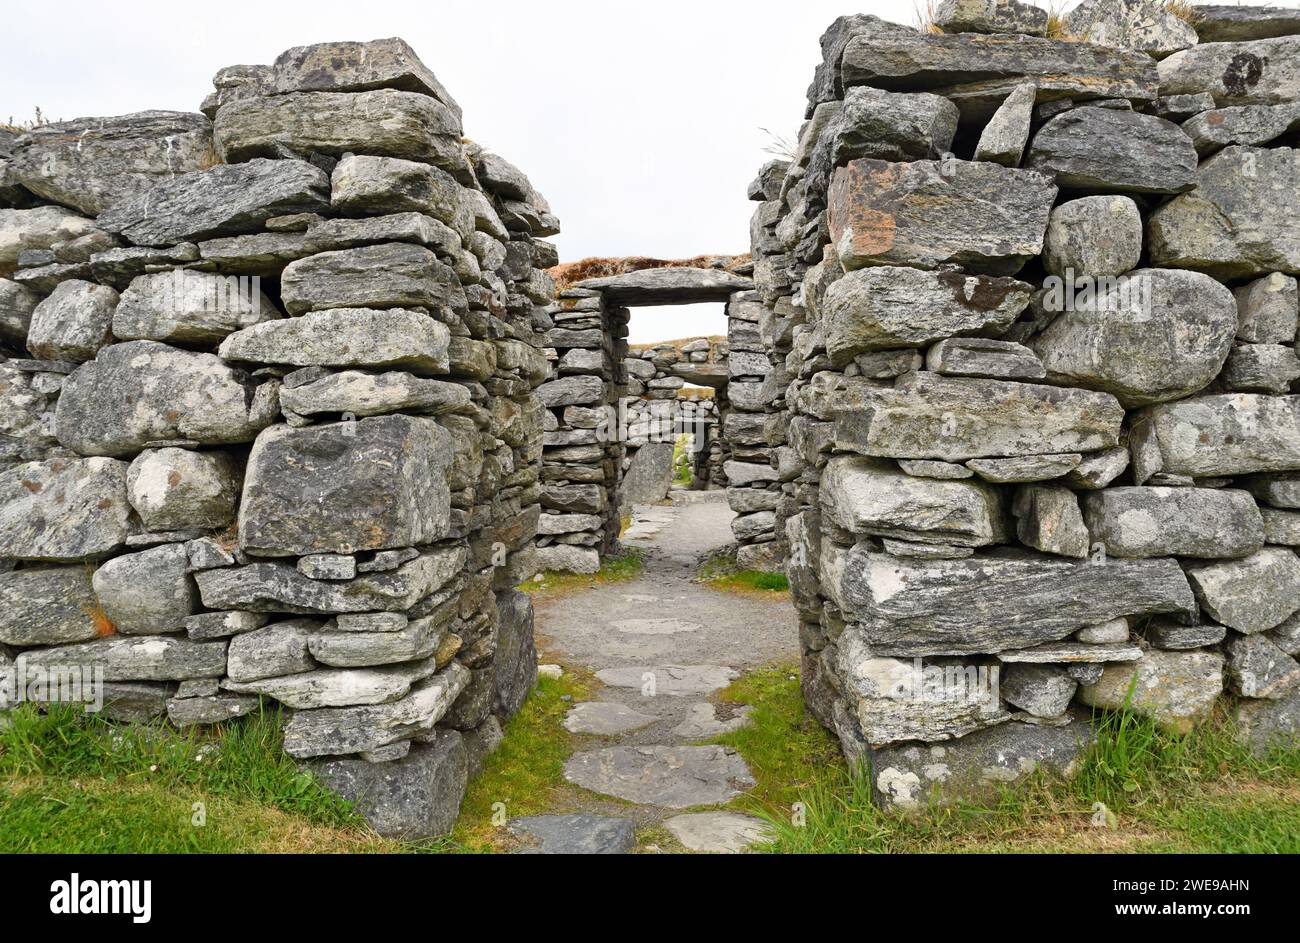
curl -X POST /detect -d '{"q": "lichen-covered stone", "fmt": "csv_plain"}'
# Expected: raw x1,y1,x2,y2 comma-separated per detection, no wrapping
1081,487,1264,559
218,308,450,375
92,544,197,636
26,279,119,362
1076,650,1224,734
1027,107,1197,194
0,457,131,561
113,269,280,345
126,447,240,531
1184,548,1300,634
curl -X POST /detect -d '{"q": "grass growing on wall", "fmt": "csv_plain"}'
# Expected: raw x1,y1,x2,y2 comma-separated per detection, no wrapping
708,662,1300,854
0,705,395,853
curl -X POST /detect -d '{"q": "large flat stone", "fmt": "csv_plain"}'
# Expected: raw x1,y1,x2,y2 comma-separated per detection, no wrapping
1184,548,1300,634
195,546,465,614
1027,107,1197,194
840,547,1196,656
238,416,451,557
279,243,459,315
282,662,470,758
574,267,753,305
1158,35,1300,106
563,744,754,808
508,814,635,854
663,812,770,853
218,308,450,375
113,269,280,345
828,158,1056,275
8,111,214,216
20,635,227,681
832,372,1123,462
822,266,1030,365
595,665,739,697
563,701,658,736
97,159,329,247
1081,487,1263,559
222,656,440,708
821,455,1006,547
55,341,278,457
1148,146,1300,278
1130,394,1300,480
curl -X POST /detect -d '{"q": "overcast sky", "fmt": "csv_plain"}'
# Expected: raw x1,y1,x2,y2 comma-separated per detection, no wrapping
4,0,1257,341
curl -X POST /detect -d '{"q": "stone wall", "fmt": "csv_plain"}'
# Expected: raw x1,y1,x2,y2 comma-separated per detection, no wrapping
764,2,1300,808
0,38,556,837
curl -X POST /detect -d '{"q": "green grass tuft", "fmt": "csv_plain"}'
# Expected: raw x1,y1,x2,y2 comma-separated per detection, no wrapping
523,548,644,598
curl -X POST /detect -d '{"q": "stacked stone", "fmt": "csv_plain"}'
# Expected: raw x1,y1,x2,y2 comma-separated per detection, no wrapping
762,2,1300,808
725,277,789,570
535,289,628,574
0,38,556,837
622,339,726,495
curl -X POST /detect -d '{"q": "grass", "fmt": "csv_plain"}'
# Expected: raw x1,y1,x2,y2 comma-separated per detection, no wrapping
522,547,645,599
0,704,396,853
435,669,595,853
697,546,789,595
707,661,1300,854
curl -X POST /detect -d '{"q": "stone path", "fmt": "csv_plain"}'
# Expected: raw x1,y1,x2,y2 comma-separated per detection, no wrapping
521,492,798,853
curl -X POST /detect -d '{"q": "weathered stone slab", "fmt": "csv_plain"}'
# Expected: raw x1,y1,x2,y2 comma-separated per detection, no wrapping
1077,650,1224,733
926,337,1043,381
663,812,771,853
833,372,1124,462
56,341,278,457
563,701,658,736
1002,664,1076,718
537,375,604,408
1226,633,1300,698
970,454,1079,483
933,0,1049,36
508,814,635,855
21,635,227,681
1064,0,1198,57
97,159,329,247
306,729,467,838
618,442,674,512
840,31,1159,118
0,457,131,561
307,614,443,668
1234,689,1300,756
1027,107,1197,194
282,663,470,758
828,158,1056,275
114,269,279,345
868,714,1094,810
1158,36,1300,106
0,206,99,277
267,38,462,125
1182,102,1300,156
238,416,451,556
564,744,754,808
195,546,465,614
8,111,214,216
822,266,1030,365
214,90,465,175
996,641,1142,663
166,692,260,726
595,664,738,697
1082,487,1263,559
836,628,1007,743
280,243,458,315
0,566,102,646
1220,344,1300,395
226,618,316,682
1147,619,1228,650
1130,394,1300,480
218,308,450,375
1184,548,1300,633
840,547,1196,656
821,455,1006,547
92,544,196,636
1148,147,1300,278
223,656,439,708
0,277,39,345
574,267,753,305
1235,273,1298,344
1195,5,1300,43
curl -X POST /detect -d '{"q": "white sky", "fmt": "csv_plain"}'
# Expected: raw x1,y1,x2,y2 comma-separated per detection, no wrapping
4,0,1268,342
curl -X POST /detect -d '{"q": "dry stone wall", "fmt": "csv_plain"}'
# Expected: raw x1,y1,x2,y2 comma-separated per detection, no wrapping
762,2,1300,809
0,38,556,838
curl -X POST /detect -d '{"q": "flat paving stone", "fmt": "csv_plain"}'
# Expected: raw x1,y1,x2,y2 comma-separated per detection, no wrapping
508,814,635,854
563,701,659,736
596,665,739,697
672,702,752,739
664,811,771,853
564,744,755,808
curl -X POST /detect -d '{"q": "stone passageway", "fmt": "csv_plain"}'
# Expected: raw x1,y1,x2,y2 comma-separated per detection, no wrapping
514,492,798,852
